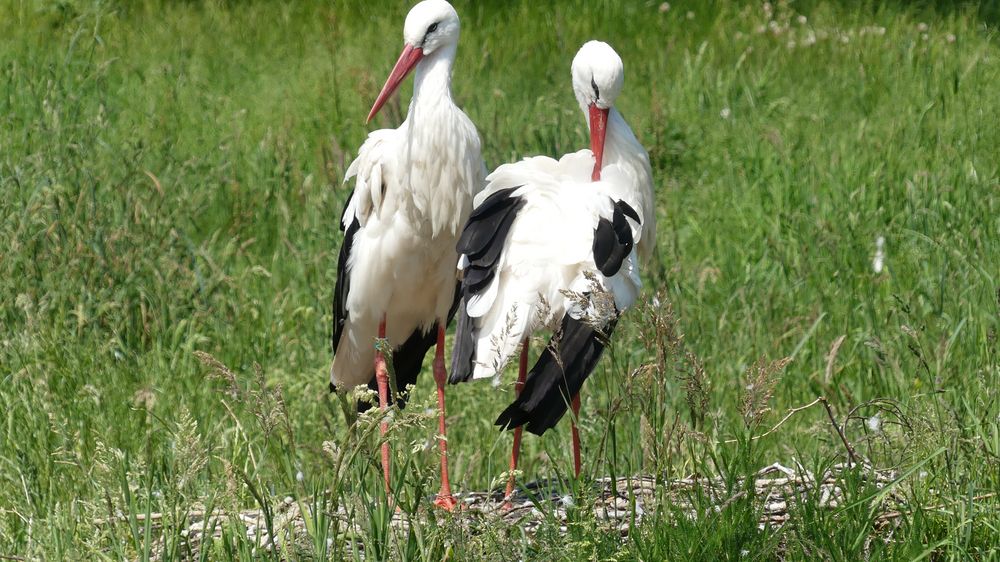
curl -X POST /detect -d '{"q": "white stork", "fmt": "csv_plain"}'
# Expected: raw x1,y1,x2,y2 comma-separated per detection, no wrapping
332,0,483,510
449,41,655,500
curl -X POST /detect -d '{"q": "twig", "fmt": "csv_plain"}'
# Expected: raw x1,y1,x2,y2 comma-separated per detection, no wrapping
875,492,999,522
722,397,824,444
707,490,748,516
820,397,861,465
1,555,26,561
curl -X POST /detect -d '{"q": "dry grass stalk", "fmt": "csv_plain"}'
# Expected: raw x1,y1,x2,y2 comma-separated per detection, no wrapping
740,355,792,428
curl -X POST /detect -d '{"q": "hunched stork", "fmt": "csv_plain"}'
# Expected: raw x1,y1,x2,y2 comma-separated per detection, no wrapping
449,41,655,500
332,0,484,510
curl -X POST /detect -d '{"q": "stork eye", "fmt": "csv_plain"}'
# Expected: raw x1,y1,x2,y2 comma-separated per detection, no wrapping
591,77,600,99
427,22,439,34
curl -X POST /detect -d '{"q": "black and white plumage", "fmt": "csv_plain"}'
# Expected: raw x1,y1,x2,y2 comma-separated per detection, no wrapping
331,0,483,509
449,40,656,473
331,0,483,396
449,154,642,431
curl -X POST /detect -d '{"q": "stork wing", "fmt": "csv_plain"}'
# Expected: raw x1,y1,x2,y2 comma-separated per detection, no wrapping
494,198,640,435
451,148,643,386
342,128,398,228
332,128,399,355
450,186,526,383
331,196,360,354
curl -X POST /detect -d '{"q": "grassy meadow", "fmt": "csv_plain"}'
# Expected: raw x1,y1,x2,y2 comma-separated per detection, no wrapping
1,0,999,559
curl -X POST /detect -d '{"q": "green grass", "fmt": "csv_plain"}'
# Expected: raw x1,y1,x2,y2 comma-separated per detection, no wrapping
2,0,999,559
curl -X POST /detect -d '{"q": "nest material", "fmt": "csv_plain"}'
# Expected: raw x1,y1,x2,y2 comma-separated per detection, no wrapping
147,461,903,560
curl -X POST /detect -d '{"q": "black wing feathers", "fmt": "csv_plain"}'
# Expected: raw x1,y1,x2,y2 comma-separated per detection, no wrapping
617,200,640,224
332,196,360,355
358,325,435,412
457,186,524,261
449,187,526,383
448,297,476,384
592,199,636,277
332,187,461,410
495,315,619,435
358,282,462,412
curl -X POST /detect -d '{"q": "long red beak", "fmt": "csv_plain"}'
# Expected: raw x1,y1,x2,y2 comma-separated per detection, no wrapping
367,44,424,124
589,104,609,181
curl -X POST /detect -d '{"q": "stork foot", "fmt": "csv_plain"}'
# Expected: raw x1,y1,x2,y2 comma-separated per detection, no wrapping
433,493,459,511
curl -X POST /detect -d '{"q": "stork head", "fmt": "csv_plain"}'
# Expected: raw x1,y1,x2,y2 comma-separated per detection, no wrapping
367,0,461,123
571,41,624,181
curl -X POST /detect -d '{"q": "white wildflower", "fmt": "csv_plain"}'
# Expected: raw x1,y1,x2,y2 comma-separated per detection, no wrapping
917,22,929,32
720,107,732,119
867,414,881,433
296,471,304,483
659,2,670,13
946,33,956,43
686,10,695,20
797,15,807,25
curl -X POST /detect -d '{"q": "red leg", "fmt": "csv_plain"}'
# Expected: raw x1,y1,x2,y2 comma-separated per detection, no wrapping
374,316,392,493
570,394,582,478
503,340,529,509
431,325,458,510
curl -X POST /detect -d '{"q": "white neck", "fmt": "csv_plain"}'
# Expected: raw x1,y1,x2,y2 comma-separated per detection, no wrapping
587,105,656,258
411,44,457,110
602,108,649,177
392,42,481,239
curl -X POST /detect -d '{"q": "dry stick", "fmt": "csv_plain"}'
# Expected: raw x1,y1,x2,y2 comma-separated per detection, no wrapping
722,397,824,444
875,492,999,522
820,397,861,465
721,396,862,466
707,490,749,516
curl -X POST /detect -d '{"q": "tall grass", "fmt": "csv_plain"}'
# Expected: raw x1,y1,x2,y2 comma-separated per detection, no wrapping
1,0,998,559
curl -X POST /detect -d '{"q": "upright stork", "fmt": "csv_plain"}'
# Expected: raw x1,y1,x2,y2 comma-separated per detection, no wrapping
332,0,484,510
449,41,655,500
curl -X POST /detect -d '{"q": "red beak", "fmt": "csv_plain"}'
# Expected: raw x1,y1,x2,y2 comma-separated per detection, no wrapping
589,104,609,181
367,44,424,124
